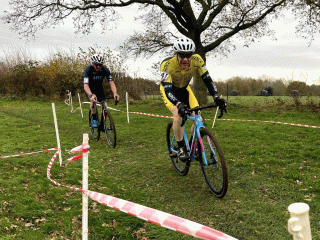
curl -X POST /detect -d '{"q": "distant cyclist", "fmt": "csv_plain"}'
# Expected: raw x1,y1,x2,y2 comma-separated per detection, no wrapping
160,37,226,161
83,54,119,128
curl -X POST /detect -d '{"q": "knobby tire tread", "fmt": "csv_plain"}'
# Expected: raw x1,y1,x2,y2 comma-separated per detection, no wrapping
199,128,228,198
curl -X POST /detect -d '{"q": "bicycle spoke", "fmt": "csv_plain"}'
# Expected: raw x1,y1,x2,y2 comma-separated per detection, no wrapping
199,129,228,198
103,110,116,148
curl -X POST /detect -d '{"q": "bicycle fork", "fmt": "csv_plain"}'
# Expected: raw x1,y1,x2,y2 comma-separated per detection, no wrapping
196,128,218,167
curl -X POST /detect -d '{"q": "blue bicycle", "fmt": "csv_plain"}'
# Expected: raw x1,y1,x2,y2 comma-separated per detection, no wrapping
166,103,228,198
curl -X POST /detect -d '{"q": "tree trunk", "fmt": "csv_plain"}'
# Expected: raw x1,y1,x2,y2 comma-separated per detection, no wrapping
193,48,208,105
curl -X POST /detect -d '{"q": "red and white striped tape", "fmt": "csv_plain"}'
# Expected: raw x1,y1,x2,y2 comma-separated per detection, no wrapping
67,143,90,162
81,101,320,129
216,118,320,129
67,154,83,162
128,110,320,129
85,190,237,240
129,111,173,119
69,143,89,154
107,106,123,112
0,147,59,159
47,144,237,240
47,148,86,192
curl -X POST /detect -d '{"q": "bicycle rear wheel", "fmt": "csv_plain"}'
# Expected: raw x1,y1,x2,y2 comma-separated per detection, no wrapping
166,122,190,176
102,109,117,148
199,128,228,198
89,109,100,141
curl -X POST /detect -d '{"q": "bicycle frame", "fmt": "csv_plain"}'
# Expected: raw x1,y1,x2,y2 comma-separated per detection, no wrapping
170,114,215,165
100,101,108,123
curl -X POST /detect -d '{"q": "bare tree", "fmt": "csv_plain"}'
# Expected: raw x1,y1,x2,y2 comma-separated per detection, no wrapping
291,0,320,44
3,0,289,103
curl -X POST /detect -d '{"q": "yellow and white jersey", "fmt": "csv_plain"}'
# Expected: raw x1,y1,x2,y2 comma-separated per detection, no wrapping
160,54,208,88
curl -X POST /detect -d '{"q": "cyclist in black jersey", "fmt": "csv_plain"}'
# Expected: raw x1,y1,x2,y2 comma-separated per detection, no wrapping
83,54,119,128
160,37,226,161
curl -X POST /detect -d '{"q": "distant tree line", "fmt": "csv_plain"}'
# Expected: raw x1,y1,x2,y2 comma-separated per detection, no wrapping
0,49,319,100
214,76,320,97
0,48,159,101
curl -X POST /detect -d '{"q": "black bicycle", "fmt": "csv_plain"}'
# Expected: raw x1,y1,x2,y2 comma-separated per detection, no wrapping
166,103,228,198
88,99,117,147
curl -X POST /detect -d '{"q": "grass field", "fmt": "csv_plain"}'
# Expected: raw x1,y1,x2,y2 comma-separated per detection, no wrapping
0,96,319,240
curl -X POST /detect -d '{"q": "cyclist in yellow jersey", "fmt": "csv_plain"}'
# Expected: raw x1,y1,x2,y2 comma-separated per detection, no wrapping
160,37,226,161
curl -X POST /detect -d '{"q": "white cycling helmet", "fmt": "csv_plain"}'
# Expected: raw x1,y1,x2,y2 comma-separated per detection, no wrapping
173,37,195,53
91,54,104,64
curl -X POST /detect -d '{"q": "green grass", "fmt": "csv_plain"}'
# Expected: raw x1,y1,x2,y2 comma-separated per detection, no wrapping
0,96,319,240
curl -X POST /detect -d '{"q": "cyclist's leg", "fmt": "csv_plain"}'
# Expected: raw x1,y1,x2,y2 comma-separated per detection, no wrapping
187,86,199,134
160,85,184,142
94,92,107,113
87,94,98,120
161,86,190,160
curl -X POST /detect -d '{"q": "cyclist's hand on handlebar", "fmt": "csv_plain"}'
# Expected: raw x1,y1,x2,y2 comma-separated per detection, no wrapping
214,97,227,118
177,103,188,118
90,94,97,102
114,94,119,105
214,96,227,109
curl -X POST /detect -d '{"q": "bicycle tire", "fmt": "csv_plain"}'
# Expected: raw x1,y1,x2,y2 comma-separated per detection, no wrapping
89,109,100,141
198,128,228,198
166,122,190,176
102,109,117,148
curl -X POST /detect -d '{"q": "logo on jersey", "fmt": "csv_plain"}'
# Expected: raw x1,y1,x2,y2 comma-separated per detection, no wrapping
161,71,170,82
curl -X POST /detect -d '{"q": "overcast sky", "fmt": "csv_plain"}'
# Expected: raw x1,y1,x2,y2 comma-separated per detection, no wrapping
1,2,320,85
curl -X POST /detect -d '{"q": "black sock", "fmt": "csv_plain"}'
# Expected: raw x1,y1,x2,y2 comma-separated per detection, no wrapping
92,113,98,120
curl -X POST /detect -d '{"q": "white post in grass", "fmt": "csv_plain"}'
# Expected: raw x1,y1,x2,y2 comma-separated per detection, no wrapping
78,93,83,118
126,92,129,123
288,202,312,240
212,106,219,128
69,91,73,113
51,103,62,166
82,133,89,240
212,95,223,128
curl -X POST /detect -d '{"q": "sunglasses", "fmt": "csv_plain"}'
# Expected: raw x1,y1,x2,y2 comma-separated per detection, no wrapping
177,52,193,59
93,63,103,67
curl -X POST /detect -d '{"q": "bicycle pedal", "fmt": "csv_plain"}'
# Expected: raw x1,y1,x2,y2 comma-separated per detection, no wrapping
179,157,190,163
169,152,178,158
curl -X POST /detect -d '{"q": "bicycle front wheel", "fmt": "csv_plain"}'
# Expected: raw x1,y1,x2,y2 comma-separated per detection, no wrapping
89,109,100,141
199,128,228,198
166,122,190,176
102,110,117,148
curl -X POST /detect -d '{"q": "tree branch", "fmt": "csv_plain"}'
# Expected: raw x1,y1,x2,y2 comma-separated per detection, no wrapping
204,0,286,52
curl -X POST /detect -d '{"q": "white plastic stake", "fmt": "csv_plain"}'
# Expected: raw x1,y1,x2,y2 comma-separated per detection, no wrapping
51,103,62,166
288,202,312,240
212,95,223,128
82,133,89,240
126,92,129,123
69,92,73,113
212,106,219,128
78,93,83,118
